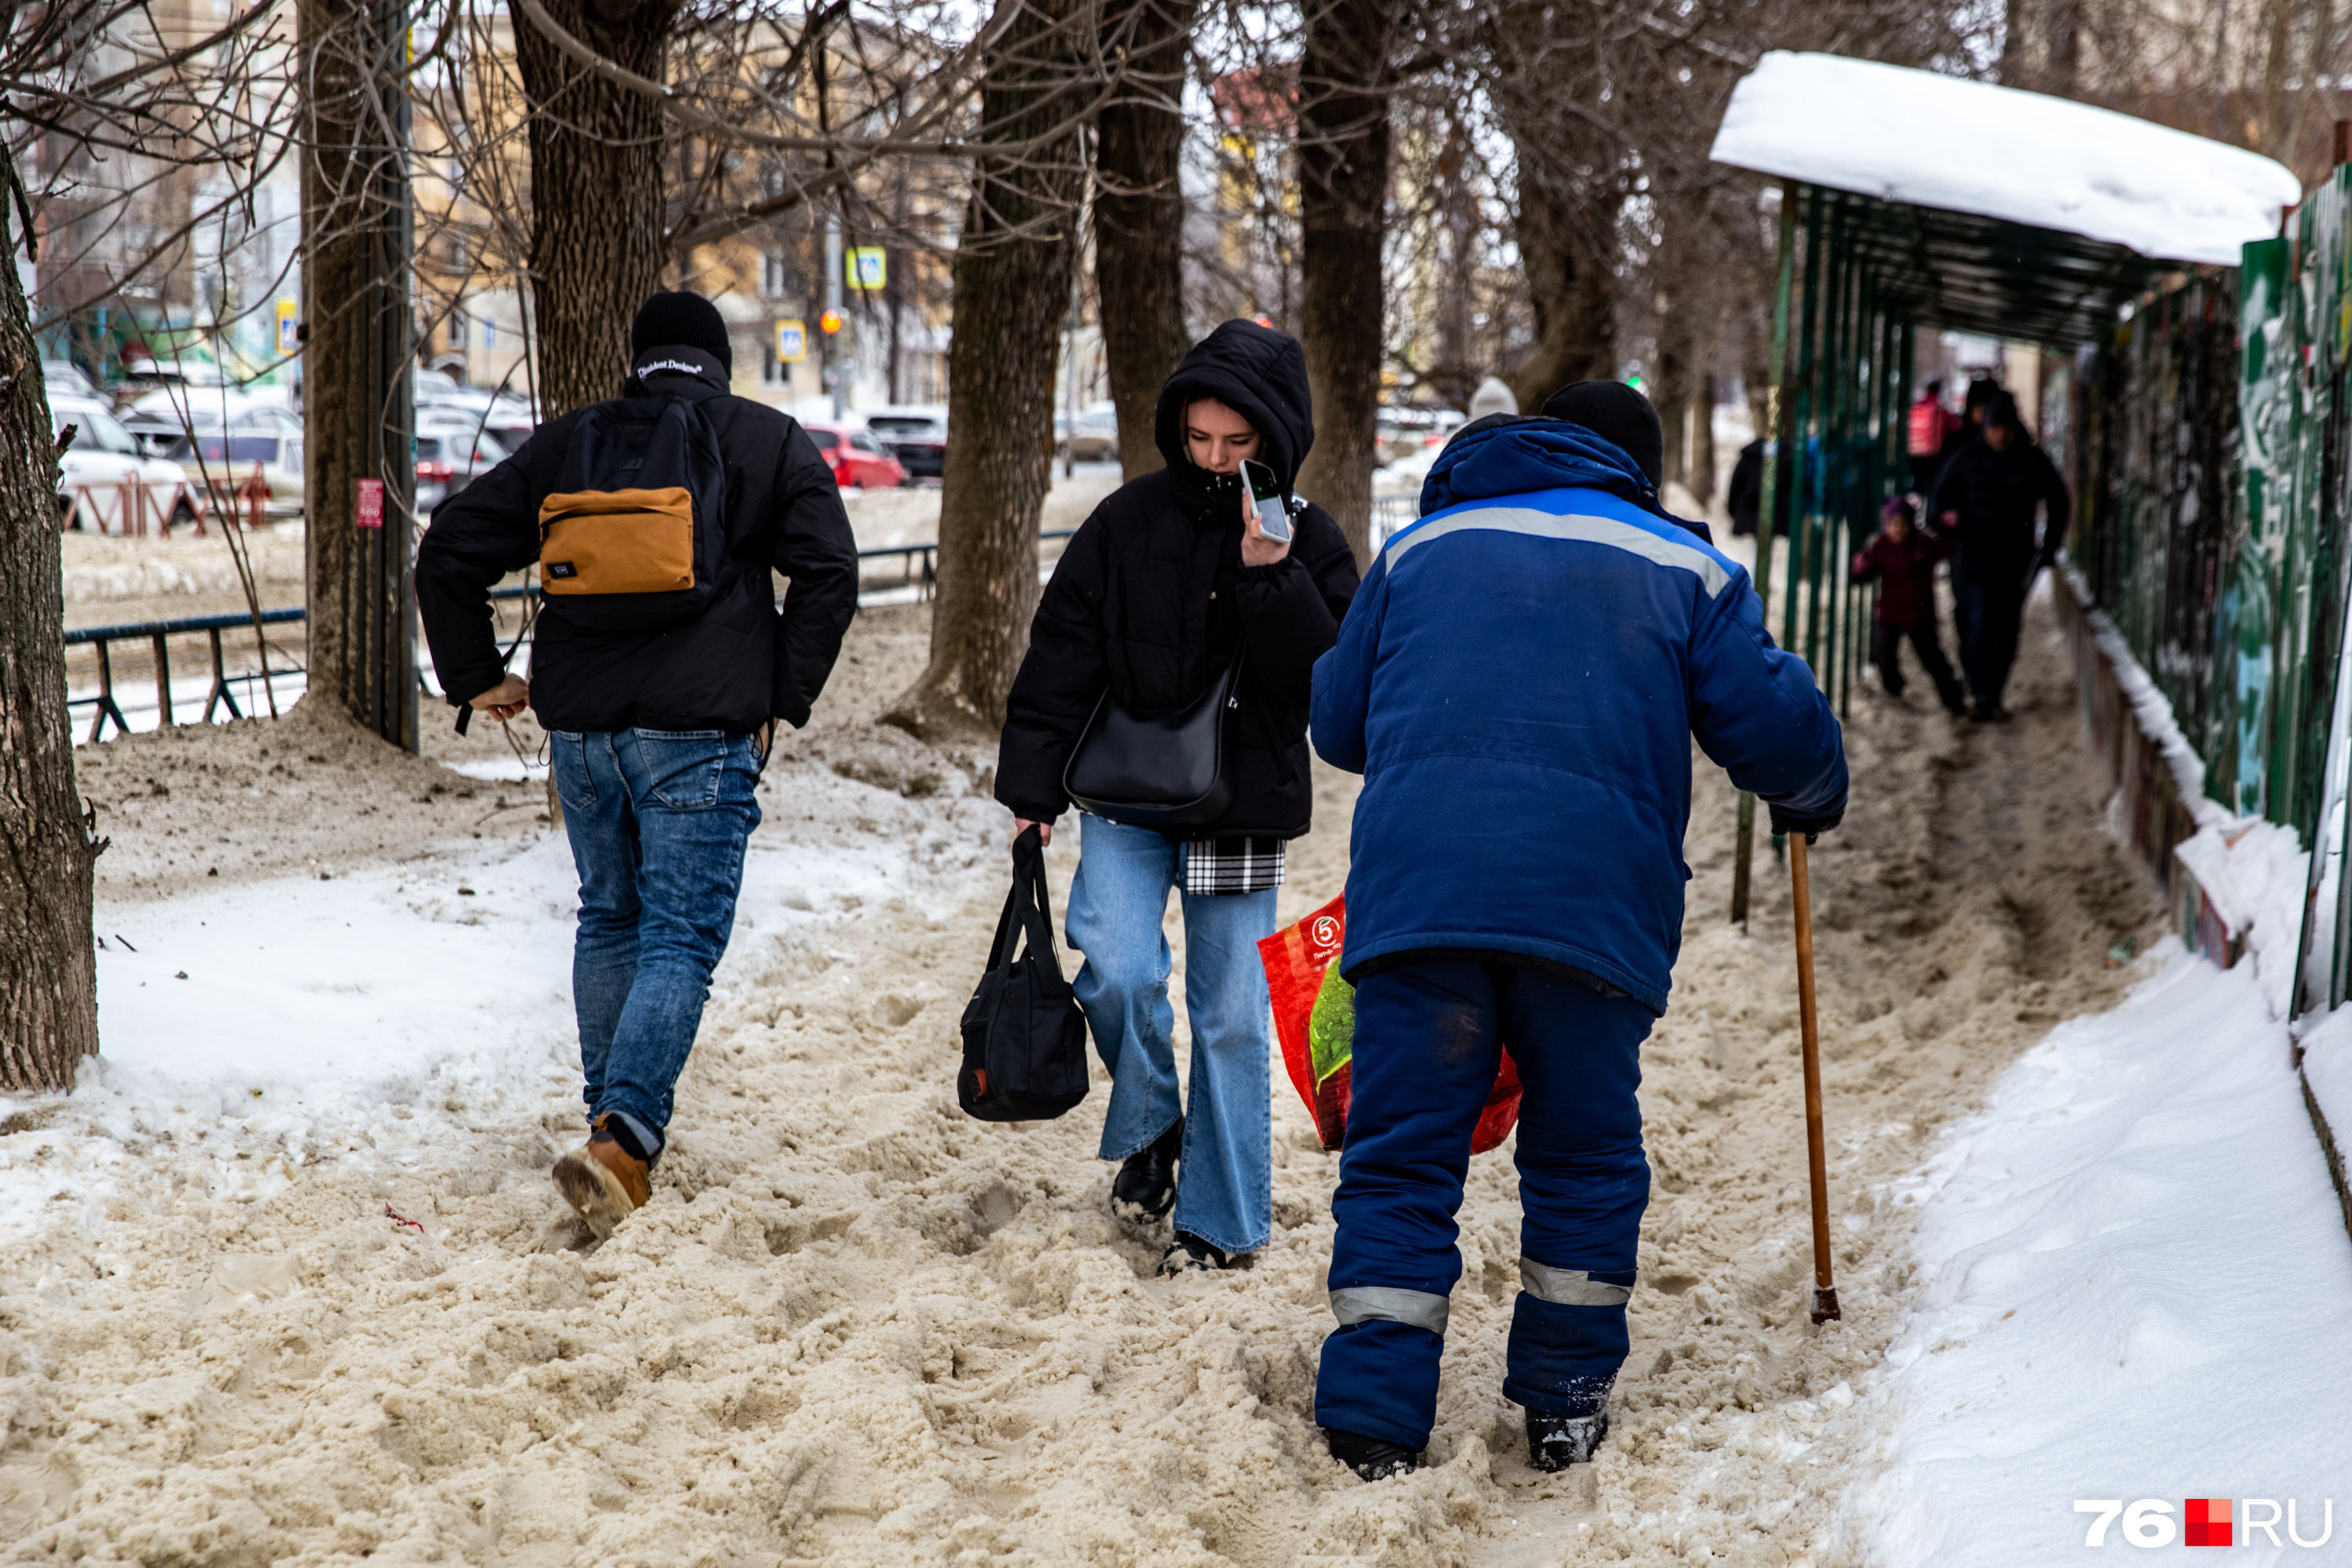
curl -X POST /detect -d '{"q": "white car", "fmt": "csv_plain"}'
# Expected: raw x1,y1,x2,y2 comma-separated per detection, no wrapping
48,396,203,532
162,422,307,523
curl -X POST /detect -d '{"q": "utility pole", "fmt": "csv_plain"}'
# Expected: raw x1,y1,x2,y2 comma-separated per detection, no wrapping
299,0,417,749
824,210,846,419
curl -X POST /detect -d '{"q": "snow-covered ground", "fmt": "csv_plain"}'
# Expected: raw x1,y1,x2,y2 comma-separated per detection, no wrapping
5,593,2348,1563
1834,952,2352,1561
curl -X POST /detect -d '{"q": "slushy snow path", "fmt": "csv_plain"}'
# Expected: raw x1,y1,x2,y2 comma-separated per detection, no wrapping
1836,953,2352,1562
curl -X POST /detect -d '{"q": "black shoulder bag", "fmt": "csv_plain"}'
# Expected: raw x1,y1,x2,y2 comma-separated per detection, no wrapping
958,826,1091,1122
1062,654,1243,830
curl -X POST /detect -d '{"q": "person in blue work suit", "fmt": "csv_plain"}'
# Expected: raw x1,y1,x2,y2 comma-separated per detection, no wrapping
1306,381,1849,1480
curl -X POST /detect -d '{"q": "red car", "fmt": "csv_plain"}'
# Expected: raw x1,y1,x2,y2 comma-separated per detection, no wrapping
804,423,907,489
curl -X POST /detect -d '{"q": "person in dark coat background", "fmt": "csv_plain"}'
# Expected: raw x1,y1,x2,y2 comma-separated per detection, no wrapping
1306,381,1846,1481
995,319,1359,1276
1726,434,1764,537
1851,495,1965,714
1927,390,2069,720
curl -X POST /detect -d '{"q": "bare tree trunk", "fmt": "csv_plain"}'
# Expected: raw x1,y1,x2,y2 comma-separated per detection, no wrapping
0,149,101,1091
1092,0,1196,481
1505,183,1615,412
299,0,419,746
514,0,677,415
1691,371,1718,506
887,0,1086,740
1295,0,1393,568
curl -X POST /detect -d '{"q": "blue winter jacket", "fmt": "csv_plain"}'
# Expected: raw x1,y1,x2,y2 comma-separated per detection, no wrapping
1310,419,1848,1012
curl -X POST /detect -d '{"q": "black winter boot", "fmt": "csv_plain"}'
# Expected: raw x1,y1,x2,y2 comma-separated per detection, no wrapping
1526,1410,1610,1471
1326,1426,1421,1482
1111,1116,1181,1224
1156,1230,1243,1276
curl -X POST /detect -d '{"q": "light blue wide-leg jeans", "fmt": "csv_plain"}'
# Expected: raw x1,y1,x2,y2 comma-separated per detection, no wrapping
1065,813,1277,1256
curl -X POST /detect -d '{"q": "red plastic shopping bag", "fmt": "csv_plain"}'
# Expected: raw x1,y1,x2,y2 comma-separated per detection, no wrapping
1258,894,1522,1153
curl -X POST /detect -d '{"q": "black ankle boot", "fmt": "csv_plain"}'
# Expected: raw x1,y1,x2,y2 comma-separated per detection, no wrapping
1326,1426,1421,1481
1111,1116,1181,1223
1526,1409,1610,1471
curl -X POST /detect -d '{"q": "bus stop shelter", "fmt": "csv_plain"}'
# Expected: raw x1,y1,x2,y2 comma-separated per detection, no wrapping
1704,51,2299,920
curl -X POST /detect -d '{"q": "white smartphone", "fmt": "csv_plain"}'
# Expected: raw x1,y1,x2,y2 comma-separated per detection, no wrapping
1241,458,1292,543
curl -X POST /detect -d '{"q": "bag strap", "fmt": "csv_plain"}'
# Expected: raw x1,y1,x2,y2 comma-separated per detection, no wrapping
989,825,1058,970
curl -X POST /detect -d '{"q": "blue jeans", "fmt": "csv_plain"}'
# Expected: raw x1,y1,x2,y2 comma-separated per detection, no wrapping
1316,954,1655,1450
1065,814,1278,1256
550,728,763,1160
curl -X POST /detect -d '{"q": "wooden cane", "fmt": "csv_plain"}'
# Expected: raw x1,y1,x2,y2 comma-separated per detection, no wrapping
1789,833,1841,1324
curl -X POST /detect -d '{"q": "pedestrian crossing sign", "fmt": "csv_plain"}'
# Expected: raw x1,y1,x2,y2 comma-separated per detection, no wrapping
277,299,299,356
847,247,886,292
775,320,807,363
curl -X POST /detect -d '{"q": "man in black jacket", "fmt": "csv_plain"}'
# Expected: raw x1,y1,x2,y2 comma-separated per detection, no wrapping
996,319,1359,1274
1926,390,2068,720
417,290,858,1236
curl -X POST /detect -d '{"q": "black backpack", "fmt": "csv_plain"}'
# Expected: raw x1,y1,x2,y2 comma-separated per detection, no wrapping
536,396,729,632
958,827,1091,1122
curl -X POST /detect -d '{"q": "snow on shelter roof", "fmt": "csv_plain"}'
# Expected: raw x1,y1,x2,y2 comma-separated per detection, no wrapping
1710,52,2301,269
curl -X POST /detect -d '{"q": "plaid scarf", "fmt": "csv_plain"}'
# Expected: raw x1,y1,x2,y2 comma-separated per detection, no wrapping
1181,836,1286,896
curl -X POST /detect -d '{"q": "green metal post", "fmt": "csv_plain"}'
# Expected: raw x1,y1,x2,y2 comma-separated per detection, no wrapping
1807,207,1848,677
1732,179,1799,928
1784,187,1826,651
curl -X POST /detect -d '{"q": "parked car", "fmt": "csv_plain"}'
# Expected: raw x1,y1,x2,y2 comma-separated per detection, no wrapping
1054,404,1120,463
417,376,539,455
122,392,299,458
162,423,307,521
42,361,102,401
866,405,947,482
49,395,203,532
803,423,906,489
416,428,510,514
1375,407,1461,466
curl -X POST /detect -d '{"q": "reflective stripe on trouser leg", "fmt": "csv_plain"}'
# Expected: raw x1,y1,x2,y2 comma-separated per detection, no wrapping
1520,1261,1632,1306
1330,1286,1451,1336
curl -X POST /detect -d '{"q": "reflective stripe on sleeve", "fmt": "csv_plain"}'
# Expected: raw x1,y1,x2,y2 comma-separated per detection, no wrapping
1329,1286,1451,1336
1520,1260,1633,1307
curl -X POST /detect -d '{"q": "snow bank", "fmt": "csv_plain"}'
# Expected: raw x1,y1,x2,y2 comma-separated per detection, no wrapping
1837,951,2352,1562
2,787,996,1245
1711,52,2300,266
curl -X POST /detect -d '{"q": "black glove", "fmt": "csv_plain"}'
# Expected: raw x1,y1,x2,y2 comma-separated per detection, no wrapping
1769,804,1842,844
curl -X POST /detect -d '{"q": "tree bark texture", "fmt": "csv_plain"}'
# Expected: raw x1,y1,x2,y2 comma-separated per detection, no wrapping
1092,0,1196,481
0,144,102,1091
1505,174,1615,412
514,0,676,415
299,0,418,747
1295,0,1393,568
888,0,1086,739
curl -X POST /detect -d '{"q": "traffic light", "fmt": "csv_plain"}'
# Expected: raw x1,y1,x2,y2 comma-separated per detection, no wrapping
818,309,845,335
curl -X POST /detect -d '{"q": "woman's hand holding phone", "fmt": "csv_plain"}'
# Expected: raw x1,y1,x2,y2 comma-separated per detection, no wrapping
1239,459,1294,568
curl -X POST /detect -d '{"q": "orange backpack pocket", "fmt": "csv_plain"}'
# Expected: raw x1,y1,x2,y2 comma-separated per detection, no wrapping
538,488,697,596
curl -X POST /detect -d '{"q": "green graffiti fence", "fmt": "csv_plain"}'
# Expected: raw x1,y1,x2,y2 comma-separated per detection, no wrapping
2068,169,2352,1012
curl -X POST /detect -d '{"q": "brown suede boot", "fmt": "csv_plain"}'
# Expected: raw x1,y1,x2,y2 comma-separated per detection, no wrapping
552,1118,651,1238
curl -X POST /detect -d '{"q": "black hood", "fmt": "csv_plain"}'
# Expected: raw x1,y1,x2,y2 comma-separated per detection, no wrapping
1154,319,1316,494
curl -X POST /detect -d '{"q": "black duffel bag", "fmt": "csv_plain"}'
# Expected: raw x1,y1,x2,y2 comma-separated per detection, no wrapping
958,826,1090,1121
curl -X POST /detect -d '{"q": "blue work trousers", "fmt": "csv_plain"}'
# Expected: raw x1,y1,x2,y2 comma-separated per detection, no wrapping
550,727,763,1160
1316,953,1654,1450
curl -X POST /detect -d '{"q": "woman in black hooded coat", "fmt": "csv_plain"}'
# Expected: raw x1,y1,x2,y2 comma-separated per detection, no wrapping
996,319,1360,1274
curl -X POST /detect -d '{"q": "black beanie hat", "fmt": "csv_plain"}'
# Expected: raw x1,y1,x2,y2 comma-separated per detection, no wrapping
630,290,731,374
1540,379,1664,487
